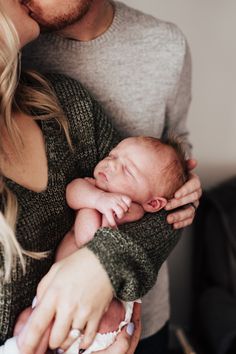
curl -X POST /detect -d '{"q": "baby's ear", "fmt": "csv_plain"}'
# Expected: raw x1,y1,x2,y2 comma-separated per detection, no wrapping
142,197,167,213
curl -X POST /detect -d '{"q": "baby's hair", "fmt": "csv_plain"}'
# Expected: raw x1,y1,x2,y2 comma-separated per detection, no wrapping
134,135,189,199
160,134,189,198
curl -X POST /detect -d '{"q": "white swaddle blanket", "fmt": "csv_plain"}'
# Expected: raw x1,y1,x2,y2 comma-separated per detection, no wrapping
0,337,20,354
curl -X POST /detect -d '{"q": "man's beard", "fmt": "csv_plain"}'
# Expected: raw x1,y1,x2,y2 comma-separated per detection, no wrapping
21,0,93,31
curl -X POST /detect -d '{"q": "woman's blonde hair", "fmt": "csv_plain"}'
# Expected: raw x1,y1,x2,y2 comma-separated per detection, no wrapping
0,5,71,282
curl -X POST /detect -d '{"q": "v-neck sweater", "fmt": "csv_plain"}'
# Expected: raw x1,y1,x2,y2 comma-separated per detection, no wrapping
0,74,180,343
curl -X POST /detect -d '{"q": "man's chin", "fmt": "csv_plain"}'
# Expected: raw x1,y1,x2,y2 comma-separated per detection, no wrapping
38,24,57,33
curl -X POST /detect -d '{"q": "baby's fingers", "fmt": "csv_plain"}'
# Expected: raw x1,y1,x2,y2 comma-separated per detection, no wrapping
105,211,117,228
114,205,126,219
121,196,132,209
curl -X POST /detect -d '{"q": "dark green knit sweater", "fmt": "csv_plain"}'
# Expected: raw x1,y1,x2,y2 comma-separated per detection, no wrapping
0,74,180,343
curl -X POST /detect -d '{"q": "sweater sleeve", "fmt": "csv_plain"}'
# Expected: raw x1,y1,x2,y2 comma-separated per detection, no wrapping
86,98,181,301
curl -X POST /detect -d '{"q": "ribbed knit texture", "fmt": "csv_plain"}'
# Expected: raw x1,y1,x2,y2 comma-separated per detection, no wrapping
0,74,180,343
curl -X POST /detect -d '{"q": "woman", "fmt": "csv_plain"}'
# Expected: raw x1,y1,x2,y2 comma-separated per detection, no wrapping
0,1,180,353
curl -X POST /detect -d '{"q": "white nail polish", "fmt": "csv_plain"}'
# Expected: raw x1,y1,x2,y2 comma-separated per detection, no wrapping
126,322,135,336
31,296,37,309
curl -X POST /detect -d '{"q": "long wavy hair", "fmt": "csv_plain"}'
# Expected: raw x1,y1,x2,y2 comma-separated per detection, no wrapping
0,5,71,282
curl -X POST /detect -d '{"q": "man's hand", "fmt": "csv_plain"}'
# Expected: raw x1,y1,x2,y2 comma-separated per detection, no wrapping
95,192,131,227
165,159,202,229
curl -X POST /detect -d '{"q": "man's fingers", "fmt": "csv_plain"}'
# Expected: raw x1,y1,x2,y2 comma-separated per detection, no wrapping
166,204,196,226
166,189,201,210
126,303,141,354
131,303,141,328
172,217,194,229
174,173,201,199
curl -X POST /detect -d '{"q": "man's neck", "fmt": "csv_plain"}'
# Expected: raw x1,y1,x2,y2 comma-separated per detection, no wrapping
57,0,114,41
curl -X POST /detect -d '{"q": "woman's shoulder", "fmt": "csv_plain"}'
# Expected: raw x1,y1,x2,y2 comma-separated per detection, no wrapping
45,73,93,106
45,73,96,132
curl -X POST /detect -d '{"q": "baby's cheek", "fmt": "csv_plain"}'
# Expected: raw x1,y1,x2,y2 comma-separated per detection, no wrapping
97,299,125,334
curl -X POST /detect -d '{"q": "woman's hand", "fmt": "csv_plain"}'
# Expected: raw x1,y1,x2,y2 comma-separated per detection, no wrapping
18,248,114,354
165,159,202,229
97,302,141,354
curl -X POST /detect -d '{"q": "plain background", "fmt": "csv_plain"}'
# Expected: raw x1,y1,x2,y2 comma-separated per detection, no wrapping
123,0,236,341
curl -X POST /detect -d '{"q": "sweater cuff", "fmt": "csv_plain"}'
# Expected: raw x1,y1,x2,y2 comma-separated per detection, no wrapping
86,227,154,301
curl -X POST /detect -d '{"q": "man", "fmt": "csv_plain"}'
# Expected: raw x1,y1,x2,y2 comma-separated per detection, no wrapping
22,1,201,353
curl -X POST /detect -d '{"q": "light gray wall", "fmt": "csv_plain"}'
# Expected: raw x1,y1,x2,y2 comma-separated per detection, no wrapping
123,0,236,333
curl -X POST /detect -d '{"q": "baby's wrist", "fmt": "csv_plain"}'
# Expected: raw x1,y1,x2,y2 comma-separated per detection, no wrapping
94,191,107,211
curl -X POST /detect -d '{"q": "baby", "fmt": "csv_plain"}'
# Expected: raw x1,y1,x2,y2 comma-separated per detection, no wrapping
56,135,188,353
59,135,188,257
10,136,187,354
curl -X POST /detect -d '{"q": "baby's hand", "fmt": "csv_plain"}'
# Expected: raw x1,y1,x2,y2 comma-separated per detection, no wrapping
95,193,131,227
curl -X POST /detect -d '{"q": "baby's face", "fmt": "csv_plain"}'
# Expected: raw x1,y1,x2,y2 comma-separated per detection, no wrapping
94,138,163,204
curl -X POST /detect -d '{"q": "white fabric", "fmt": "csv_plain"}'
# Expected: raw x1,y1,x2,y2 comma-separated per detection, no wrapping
0,337,20,354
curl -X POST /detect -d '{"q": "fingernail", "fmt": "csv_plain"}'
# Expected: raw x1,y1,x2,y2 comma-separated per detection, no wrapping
126,322,135,336
31,296,37,309
56,349,64,354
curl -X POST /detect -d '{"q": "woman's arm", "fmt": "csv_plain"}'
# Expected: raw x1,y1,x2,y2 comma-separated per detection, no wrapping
87,210,180,300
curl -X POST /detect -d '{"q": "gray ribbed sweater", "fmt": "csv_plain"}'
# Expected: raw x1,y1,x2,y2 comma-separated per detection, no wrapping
0,74,180,343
